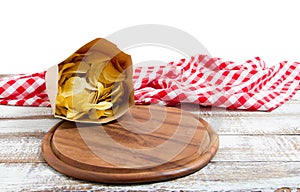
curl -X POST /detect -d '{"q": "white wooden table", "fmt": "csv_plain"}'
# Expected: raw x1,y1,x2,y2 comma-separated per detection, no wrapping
0,91,299,191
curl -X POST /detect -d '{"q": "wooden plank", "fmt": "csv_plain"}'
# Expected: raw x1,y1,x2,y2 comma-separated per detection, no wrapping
0,162,299,191
0,135,44,163
1,135,299,163
186,102,300,118
1,103,299,137
0,119,60,135
0,106,53,119
214,135,300,162
204,115,300,135
0,102,297,119
1,115,299,135
1,102,299,119
0,105,54,119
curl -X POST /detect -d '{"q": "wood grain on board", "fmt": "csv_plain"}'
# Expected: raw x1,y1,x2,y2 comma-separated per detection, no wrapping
42,105,219,183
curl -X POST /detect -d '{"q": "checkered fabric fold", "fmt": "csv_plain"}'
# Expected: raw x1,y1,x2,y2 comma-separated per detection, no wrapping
133,55,300,111
1,54,300,111
0,72,50,107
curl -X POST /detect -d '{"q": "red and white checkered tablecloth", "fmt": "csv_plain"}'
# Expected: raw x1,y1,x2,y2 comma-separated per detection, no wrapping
1,54,300,111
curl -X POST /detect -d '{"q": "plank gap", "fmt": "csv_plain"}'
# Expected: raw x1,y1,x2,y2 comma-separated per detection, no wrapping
0,115,54,120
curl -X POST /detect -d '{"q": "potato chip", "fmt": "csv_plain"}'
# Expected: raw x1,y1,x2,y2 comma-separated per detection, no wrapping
62,62,90,75
88,109,105,120
67,90,96,110
103,109,113,116
87,61,106,87
96,83,111,101
58,63,76,84
61,77,89,97
90,101,113,110
100,61,126,83
63,53,85,64
66,109,85,120
58,62,76,75
55,106,67,116
110,82,124,104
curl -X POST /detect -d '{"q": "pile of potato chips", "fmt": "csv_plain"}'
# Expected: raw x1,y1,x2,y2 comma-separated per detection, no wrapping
55,38,134,123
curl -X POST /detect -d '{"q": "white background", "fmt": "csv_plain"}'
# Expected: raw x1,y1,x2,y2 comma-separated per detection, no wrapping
0,0,299,74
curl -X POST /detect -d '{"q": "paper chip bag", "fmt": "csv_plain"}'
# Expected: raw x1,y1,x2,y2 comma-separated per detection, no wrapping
45,38,134,123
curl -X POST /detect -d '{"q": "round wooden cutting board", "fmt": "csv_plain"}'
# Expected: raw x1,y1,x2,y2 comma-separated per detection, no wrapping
42,105,219,184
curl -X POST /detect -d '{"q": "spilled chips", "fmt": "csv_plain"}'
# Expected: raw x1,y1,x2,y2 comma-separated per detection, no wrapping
52,38,134,123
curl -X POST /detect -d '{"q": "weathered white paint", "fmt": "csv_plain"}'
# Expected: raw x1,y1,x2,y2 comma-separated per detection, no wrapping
0,136,43,163
0,119,59,134
0,90,299,191
204,115,300,135
0,106,53,119
215,135,300,162
0,162,299,191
